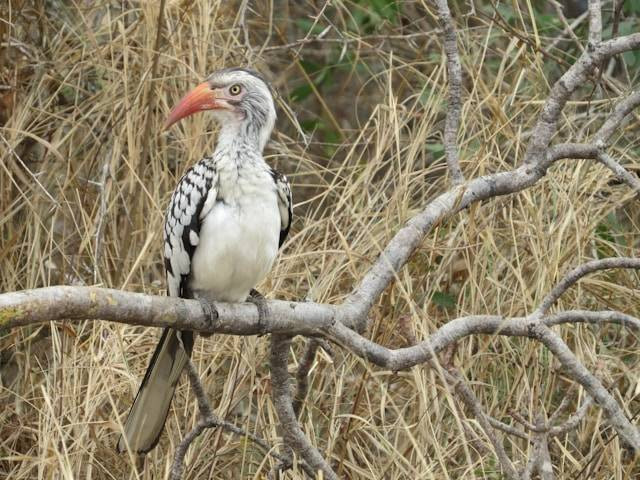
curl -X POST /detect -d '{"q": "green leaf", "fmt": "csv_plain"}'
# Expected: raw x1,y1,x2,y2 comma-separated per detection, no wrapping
290,83,313,102
368,0,399,21
300,119,321,132
418,86,432,106
294,18,326,36
426,142,445,160
622,51,639,68
432,291,456,309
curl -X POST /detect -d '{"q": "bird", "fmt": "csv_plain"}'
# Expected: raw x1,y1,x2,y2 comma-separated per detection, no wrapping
117,67,292,454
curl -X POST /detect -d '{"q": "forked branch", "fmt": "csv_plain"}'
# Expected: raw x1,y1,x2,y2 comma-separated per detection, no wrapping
2,1,640,478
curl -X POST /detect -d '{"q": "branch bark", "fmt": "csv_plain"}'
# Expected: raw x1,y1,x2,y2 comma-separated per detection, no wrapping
444,368,519,479
433,0,465,185
535,257,640,316
270,335,337,479
4,3,640,477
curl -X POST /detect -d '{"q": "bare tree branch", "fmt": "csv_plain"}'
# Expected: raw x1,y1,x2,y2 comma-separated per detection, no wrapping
270,335,337,479
486,417,528,441
594,90,640,144
532,414,555,480
433,0,465,185
512,411,549,433
535,258,640,317
546,309,640,332
588,0,602,46
531,324,640,449
544,141,639,193
524,33,640,168
170,360,289,480
444,368,519,479
549,1,588,53
549,396,593,437
345,83,640,329
0,286,338,335
595,150,640,191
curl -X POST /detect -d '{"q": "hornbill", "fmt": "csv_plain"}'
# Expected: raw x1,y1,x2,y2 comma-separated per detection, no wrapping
117,68,292,454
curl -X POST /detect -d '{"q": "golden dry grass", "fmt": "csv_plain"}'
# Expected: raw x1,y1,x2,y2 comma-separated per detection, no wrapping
1,1,639,479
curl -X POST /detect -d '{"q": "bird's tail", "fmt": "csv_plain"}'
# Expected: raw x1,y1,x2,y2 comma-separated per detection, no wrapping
117,328,194,453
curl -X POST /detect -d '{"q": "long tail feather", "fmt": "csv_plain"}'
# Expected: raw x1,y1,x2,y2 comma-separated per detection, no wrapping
117,328,194,453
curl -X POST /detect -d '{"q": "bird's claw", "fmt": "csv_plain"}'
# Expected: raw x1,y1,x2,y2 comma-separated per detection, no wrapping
198,297,218,336
247,288,269,335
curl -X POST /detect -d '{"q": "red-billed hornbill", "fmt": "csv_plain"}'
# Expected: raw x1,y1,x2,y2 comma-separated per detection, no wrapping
117,68,292,454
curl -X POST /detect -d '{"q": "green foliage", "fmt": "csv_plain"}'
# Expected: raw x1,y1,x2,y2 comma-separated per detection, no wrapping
431,290,456,310
426,142,445,161
348,0,399,33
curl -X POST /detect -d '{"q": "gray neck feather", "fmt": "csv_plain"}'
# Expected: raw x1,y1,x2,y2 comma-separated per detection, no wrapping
215,110,275,160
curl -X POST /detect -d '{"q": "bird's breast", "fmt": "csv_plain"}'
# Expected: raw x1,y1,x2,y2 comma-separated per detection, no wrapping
189,187,280,302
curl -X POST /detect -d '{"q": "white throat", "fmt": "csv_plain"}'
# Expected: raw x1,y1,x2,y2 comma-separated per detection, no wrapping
214,112,274,154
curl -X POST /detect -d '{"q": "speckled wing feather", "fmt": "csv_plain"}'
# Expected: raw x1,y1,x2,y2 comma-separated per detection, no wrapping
164,159,218,297
271,168,292,248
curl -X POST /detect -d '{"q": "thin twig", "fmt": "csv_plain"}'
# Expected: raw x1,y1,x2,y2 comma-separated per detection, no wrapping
486,417,528,441
535,258,640,316
549,396,593,437
549,1,587,53
444,368,519,479
170,359,289,480
595,150,640,192
532,323,640,449
594,90,640,144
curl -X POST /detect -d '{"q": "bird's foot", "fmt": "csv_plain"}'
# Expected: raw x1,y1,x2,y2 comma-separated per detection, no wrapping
247,288,269,335
198,297,218,337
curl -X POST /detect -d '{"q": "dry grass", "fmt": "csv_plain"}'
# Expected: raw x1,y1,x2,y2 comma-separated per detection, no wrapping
1,1,639,479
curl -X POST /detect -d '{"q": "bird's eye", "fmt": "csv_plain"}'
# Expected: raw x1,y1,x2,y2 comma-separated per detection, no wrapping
229,84,242,95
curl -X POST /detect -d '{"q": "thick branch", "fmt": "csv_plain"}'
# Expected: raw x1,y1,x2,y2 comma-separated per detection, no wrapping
344,135,639,324
0,286,338,335
532,414,555,480
4,289,638,371
344,165,542,322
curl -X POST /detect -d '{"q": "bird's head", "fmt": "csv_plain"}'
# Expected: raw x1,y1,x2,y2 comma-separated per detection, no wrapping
165,67,276,150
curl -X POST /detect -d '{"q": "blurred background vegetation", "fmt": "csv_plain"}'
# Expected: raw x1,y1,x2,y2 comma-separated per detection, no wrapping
1,1,639,478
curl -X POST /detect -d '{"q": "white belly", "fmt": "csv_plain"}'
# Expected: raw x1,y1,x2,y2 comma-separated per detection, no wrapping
189,194,280,302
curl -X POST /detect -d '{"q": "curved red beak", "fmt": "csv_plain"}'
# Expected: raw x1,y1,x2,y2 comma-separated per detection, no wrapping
165,82,218,129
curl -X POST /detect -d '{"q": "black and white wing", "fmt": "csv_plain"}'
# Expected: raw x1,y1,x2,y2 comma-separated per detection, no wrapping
271,168,292,248
118,159,218,454
164,160,218,298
